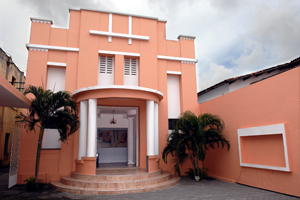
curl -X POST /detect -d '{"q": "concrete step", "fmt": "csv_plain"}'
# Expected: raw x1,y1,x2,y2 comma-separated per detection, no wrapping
51,176,180,194
71,168,163,182
61,172,172,189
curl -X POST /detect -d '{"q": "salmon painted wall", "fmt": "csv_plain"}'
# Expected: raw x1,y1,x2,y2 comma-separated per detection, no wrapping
19,9,197,183
199,67,300,197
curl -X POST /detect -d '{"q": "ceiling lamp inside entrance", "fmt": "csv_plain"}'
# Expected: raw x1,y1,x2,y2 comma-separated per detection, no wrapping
110,110,117,124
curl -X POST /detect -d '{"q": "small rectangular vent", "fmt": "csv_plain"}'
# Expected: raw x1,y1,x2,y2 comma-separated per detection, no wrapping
168,118,179,130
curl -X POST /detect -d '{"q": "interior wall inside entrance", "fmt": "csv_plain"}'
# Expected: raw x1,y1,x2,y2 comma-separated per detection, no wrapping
96,106,138,166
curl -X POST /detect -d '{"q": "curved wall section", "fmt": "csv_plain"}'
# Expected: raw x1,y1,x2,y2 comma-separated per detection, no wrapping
73,85,163,103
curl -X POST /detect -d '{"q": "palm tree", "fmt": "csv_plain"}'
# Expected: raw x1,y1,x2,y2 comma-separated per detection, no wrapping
162,111,230,181
18,85,79,184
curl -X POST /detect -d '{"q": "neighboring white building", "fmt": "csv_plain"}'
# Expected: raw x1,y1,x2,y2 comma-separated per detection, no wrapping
198,57,300,103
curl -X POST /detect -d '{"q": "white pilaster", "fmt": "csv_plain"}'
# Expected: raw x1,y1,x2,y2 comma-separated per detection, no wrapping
146,100,155,156
108,13,112,42
78,101,88,160
154,103,159,156
128,16,132,45
87,99,97,157
127,117,134,164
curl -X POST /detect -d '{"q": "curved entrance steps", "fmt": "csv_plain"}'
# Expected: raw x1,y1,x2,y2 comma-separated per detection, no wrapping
51,168,180,194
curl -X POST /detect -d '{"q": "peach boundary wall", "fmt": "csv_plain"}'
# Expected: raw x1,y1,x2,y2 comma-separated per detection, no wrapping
199,67,300,197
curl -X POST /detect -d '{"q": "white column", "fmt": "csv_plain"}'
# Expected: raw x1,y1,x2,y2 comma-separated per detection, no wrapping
78,101,88,160
135,112,139,167
154,103,159,156
127,117,134,164
87,99,97,157
146,100,155,156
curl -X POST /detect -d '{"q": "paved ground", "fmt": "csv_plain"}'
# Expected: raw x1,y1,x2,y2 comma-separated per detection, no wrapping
0,168,298,200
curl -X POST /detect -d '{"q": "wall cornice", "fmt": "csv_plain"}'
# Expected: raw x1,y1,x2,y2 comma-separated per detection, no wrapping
157,55,197,64
26,44,79,52
90,30,149,41
30,18,53,24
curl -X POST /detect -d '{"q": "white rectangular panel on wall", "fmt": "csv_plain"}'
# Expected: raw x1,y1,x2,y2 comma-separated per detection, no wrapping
98,56,114,86
42,129,61,149
167,75,181,118
47,67,66,92
97,147,127,163
124,58,138,86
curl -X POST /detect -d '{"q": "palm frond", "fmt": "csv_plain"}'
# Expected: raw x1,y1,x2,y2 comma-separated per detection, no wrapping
18,85,79,141
162,110,230,178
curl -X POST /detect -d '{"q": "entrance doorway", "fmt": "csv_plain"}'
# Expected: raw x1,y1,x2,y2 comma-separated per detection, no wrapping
96,106,138,167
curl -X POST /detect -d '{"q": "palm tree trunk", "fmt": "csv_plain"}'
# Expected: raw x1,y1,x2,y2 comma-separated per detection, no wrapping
201,161,204,179
196,155,199,177
187,149,197,178
194,147,200,181
34,128,44,184
200,147,206,180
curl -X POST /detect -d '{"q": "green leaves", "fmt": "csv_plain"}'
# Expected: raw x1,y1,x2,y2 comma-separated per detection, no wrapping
17,85,80,186
162,111,230,179
18,85,79,142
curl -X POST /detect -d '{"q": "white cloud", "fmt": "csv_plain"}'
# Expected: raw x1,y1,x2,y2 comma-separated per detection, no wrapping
197,0,300,91
198,63,235,90
1,0,300,93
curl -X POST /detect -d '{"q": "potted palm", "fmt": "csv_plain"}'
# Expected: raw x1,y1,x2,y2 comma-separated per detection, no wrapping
162,111,230,181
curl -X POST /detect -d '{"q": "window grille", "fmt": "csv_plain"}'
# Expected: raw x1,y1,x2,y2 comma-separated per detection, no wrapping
124,58,138,76
100,56,114,74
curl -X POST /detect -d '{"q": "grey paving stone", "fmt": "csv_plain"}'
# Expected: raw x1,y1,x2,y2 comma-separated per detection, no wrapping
0,171,298,200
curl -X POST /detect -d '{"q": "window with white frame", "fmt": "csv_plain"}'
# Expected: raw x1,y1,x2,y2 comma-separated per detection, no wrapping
124,58,138,86
98,56,114,86
47,67,66,92
42,129,61,149
167,75,181,133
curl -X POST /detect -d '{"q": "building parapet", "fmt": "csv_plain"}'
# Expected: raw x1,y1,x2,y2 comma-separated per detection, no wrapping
30,17,53,24
177,35,196,40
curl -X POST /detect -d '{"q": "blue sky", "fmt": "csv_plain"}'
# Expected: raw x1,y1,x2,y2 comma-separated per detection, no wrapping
1,0,300,92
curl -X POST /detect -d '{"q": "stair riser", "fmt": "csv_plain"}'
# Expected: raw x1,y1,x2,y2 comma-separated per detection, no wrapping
61,174,172,189
71,170,162,182
52,178,180,194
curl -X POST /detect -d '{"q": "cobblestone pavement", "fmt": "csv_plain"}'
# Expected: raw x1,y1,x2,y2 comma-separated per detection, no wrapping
0,168,298,200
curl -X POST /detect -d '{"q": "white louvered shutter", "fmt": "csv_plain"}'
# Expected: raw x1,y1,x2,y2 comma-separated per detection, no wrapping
124,58,138,86
98,56,114,86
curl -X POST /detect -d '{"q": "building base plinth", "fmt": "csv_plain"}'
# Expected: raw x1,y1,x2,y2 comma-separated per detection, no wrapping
147,155,160,173
75,157,96,175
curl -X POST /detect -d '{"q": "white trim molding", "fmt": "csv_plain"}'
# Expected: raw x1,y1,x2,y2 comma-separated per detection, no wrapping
237,123,290,172
90,30,149,41
167,71,181,75
47,62,67,67
157,55,198,64
177,35,196,40
73,85,163,99
98,50,140,57
69,8,159,21
30,18,53,24
26,44,79,52
29,48,48,52
108,13,112,42
128,16,132,45
158,19,167,22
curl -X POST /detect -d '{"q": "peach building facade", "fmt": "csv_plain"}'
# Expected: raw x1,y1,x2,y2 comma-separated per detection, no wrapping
18,8,300,197
18,9,198,183
198,62,300,197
